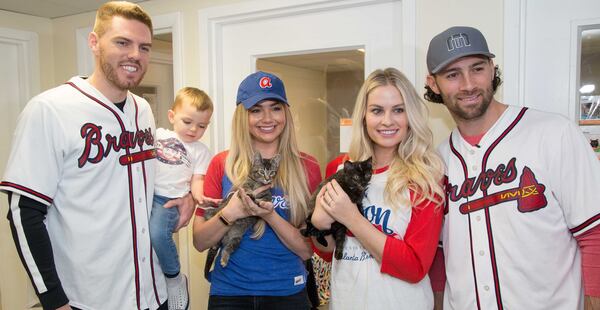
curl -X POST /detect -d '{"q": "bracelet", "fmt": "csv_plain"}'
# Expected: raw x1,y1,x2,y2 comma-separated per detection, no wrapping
217,210,232,226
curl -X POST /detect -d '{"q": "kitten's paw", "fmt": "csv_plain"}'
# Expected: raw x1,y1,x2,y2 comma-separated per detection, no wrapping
220,253,230,267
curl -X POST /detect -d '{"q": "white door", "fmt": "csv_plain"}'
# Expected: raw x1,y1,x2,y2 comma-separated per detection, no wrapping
504,0,600,122
0,27,40,310
200,0,416,151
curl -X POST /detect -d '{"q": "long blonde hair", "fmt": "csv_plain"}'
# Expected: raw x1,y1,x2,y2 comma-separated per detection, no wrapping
226,104,312,237
349,68,445,209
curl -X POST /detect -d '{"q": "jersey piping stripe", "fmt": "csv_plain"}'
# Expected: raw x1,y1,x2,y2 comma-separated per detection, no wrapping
449,136,482,310
132,96,162,305
67,82,142,310
479,106,528,309
8,194,49,293
0,182,53,204
570,212,600,235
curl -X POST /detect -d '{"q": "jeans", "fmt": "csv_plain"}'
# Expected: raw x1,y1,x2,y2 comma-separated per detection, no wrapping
149,195,180,277
208,289,310,310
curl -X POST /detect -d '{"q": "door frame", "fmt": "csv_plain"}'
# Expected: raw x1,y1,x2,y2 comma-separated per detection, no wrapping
198,0,416,152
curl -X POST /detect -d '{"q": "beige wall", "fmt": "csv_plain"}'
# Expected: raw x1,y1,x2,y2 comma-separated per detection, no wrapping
257,59,328,169
0,0,504,309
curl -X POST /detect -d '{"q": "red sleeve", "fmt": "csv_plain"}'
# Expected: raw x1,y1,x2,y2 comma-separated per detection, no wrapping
380,193,444,283
429,246,446,292
325,154,348,178
301,152,323,193
195,151,227,217
576,224,600,297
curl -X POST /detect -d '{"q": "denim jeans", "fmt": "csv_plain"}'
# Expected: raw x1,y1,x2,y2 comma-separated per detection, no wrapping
149,195,180,277
207,289,310,310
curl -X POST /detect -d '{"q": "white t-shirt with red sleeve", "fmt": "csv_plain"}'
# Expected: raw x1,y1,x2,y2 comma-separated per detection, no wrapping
326,155,443,310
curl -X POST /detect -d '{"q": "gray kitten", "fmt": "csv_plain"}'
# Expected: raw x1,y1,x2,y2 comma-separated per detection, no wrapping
203,153,280,278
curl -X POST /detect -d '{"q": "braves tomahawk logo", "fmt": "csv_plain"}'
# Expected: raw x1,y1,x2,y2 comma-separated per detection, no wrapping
446,158,548,214
78,123,155,168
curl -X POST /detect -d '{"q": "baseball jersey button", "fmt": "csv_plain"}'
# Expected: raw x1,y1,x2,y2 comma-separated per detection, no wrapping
476,215,481,221
142,228,146,234
138,198,142,203
479,250,484,256
471,165,478,171
469,149,475,155
484,285,490,291
142,257,146,262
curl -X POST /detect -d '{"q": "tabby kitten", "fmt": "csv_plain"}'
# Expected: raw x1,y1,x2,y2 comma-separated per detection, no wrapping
302,157,372,259
203,153,280,277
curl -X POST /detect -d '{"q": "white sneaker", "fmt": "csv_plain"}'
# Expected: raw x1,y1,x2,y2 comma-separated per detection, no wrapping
166,274,189,310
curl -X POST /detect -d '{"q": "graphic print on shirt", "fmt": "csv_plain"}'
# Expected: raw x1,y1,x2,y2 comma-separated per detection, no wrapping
156,137,191,167
446,157,548,214
342,203,399,262
78,122,155,168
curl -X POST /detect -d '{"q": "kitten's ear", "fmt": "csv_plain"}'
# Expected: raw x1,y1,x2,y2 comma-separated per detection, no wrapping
366,157,373,169
343,160,353,170
252,152,262,165
271,154,281,167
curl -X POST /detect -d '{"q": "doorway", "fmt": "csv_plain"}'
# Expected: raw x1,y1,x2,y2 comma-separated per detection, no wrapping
257,49,364,171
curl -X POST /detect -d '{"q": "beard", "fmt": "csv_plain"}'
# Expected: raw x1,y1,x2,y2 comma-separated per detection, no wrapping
441,84,494,122
98,48,145,91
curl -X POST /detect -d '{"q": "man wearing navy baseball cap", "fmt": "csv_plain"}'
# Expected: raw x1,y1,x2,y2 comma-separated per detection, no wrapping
425,26,600,310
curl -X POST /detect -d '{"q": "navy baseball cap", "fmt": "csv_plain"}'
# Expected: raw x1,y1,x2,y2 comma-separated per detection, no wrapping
236,71,288,109
427,26,495,74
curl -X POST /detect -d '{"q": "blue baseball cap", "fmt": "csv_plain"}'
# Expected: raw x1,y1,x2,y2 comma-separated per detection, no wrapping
236,71,288,109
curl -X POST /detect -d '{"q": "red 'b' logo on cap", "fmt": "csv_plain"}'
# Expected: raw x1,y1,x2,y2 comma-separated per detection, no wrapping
259,77,272,89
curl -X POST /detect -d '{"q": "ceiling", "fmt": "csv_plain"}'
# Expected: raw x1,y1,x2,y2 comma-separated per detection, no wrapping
0,0,146,19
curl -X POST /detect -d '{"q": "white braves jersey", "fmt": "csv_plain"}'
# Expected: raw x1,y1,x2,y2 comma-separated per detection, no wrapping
439,105,600,310
154,128,212,198
330,168,433,310
0,76,167,310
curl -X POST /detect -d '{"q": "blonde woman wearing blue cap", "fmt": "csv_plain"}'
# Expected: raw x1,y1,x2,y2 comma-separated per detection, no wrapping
193,71,322,309
425,26,600,310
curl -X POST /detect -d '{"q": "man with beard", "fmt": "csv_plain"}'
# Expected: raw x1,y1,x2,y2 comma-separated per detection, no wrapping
0,2,194,309
424,26,600,310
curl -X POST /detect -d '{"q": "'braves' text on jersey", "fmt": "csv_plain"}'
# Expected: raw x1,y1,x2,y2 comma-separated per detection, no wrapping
0,76,167,310
438,105,600,310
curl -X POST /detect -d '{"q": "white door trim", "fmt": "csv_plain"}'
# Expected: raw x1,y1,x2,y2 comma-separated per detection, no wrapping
198,0,415,152
503,0,527,108
0,27,40,105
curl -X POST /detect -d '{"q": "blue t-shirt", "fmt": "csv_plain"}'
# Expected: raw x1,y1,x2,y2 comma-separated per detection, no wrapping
208,175,307,296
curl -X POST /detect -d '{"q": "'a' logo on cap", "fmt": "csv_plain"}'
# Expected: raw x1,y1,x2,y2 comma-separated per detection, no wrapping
259,77,272,89
446,33,471,51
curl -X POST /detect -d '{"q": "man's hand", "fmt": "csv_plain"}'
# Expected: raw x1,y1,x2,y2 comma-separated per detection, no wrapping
164,193,196,231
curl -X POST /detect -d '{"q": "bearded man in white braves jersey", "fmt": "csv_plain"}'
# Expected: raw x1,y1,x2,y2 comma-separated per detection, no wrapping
424,26,600,310
0,2,195,309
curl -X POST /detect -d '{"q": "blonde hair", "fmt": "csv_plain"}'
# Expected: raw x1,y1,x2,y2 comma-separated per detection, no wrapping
93,1,153,38
226,104,312,238
349,68,445,209
172,87,213,112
